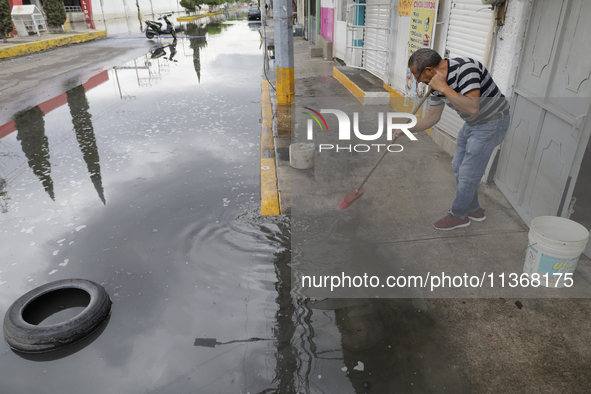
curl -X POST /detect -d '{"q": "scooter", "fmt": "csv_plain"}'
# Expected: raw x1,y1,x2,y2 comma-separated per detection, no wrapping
145,14,177,39
150,39,178,62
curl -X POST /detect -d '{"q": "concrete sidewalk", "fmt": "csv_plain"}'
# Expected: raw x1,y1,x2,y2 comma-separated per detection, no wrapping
261,32,591,392
0,30,106,60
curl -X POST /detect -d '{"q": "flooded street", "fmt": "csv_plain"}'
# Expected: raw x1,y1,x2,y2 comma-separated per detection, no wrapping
0,12,467,394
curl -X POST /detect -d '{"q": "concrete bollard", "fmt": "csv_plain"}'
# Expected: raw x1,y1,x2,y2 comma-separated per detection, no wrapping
289,143,315,169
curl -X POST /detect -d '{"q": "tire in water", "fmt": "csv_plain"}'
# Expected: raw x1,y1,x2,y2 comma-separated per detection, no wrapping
3,279,112,354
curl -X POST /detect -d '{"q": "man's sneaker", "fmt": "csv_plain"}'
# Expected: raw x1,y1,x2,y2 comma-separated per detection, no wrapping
468,208,486,222
433,213,470,230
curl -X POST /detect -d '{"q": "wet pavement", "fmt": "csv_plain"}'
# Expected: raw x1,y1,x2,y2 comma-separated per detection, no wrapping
0,10,469,394
0,8,482,392
4,10,591,394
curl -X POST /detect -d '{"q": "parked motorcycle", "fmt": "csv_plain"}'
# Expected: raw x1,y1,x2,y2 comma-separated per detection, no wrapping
145,14,177,39
150,39,178,62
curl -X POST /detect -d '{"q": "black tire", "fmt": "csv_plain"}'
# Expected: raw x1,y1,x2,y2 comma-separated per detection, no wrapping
146,30,155,39
3,279,112,354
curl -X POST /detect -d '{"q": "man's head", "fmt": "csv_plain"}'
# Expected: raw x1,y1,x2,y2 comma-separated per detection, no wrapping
408,48,442,84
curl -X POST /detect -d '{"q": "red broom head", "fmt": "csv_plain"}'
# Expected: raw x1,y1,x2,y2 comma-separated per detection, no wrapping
338,188,365,210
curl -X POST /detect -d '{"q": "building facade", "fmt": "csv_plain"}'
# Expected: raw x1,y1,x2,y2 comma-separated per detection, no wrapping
304,0,590,256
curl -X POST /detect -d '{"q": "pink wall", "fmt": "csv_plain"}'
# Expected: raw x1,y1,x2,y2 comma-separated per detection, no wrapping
320,7,334,42
8,0,23,36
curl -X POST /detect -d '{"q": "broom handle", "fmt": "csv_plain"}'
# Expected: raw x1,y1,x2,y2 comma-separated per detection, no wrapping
355,87,433,192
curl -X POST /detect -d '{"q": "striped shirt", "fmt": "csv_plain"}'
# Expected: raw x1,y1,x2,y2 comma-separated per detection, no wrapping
430,57,510,125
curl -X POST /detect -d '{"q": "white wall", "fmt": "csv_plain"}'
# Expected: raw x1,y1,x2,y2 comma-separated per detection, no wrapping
386,0,533,98
297,0,304,25
92,0,182,22
385,9,410,93
385,0,450,95
489,0,533,97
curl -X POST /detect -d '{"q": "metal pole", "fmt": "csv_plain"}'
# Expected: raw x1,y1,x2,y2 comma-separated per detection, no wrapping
273,0,295,104
149,0,155,18
136,1,142,31
122,0,132,34
99,0,108,35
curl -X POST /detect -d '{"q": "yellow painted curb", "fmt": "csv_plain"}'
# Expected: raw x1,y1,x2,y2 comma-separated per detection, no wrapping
177,15,203,22
333,67,365,104
0,31,107,60
177,10,226,22
260,80,281,216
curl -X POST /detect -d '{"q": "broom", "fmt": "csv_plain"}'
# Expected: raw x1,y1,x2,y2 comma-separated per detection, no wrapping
339,87,433,210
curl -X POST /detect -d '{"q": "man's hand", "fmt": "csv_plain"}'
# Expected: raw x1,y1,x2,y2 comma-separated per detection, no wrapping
428,70,448,92
393,129,405,139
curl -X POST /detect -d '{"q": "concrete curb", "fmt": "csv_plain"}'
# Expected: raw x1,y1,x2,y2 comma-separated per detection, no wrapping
260,80,281,216
333,67,365,101
333,66,390,105
0,30,107,60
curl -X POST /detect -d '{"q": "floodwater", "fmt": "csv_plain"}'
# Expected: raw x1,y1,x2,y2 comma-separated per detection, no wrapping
0,11,468,393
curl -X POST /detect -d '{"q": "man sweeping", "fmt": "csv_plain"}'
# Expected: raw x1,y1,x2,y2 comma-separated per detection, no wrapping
396,48,511,230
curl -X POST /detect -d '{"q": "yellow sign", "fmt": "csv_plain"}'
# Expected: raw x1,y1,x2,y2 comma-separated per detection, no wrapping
406,0,438,95
398,0,412,16
408,0,437,59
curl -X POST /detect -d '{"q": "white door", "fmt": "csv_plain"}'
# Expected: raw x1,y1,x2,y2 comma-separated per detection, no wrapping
495,0,591,256
334,0,347,60
345,2,364,68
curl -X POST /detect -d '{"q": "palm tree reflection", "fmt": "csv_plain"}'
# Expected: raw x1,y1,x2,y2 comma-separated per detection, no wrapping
66,85,106,204
14,106,55,201
0,177,9,213
186,23,207,82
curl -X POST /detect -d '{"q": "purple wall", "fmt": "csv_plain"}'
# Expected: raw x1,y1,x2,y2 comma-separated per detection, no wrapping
320,7,334,42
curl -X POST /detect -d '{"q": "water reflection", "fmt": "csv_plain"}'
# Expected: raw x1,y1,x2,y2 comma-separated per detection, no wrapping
193,336,272,348
205,21,229,35
66,85,106,205
150,39,178,62
8,85,107,206
272,224,298,392
185,23,207,82
0,176,8,212
112,37,183,90
248,21,262,31
14,106,55,201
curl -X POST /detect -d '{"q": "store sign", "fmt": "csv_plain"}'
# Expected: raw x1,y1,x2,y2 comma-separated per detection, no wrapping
80,0,95,29
405,0,438,95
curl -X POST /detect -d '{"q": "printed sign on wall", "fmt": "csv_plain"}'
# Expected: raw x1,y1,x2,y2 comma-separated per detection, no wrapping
398,0,412,16
406,0,438,95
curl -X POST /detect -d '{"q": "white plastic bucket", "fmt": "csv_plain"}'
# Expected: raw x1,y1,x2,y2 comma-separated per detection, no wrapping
289,143,315,169
523,216,589,288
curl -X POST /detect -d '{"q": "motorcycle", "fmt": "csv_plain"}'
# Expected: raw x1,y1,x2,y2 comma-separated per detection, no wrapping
145,14,177,39
150,39,178,62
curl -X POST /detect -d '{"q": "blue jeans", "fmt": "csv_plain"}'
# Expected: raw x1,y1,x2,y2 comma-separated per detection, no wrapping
450,115,510,219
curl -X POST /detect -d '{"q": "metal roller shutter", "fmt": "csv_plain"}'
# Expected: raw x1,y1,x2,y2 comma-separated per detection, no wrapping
436,0,494,139
363,0,391,80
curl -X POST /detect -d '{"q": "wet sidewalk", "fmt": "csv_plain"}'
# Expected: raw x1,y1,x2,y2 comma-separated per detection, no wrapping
261,29,591,392
0,30,106,60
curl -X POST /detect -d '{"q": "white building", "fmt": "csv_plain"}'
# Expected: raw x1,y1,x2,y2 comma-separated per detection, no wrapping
327,0,591,256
